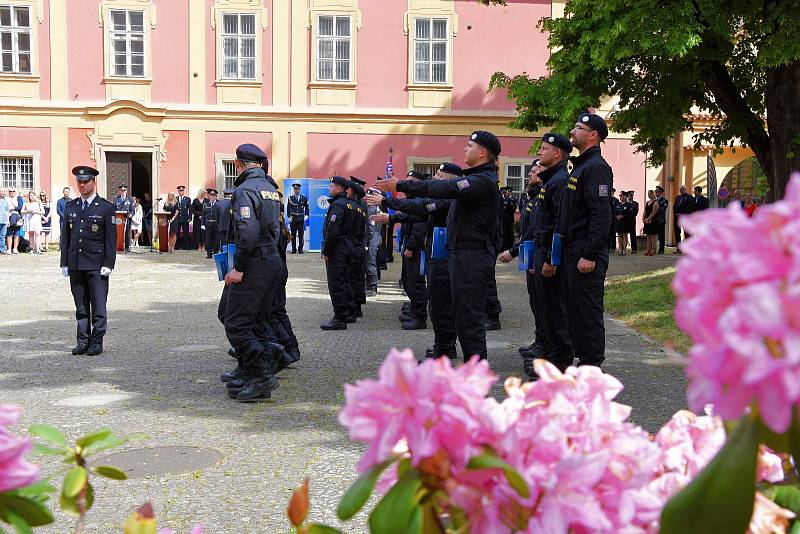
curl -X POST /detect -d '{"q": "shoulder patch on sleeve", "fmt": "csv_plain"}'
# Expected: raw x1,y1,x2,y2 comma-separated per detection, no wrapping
599,184,609,197
426,202,437,212
330,213,337,222
456,179,470,190
239,206,251,219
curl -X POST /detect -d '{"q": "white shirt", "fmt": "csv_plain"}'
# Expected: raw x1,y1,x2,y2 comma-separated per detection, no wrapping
80,193,97,209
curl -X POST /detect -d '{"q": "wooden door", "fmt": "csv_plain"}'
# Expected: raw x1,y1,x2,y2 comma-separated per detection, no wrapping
105,153,132,202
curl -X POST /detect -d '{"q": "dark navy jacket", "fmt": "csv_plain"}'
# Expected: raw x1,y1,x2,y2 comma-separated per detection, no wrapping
60,196,117,271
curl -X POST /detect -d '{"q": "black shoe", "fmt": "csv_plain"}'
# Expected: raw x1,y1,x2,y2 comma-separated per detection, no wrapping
401,318,427,330
206,254,212,259
286,345,300,361
86,344,103,356
71,343,89,355
291,250,296,254
345,315,357,324
226,376,249,389
520,344,542,359
355,308,363,318
485,318,501,331
425,348,435,359
228,347,237,359
236,375,279,402
523,356,535,377
299,251,304,254
518,342,536,354
321,319,347,330
401,302,411,312
220,366,242,382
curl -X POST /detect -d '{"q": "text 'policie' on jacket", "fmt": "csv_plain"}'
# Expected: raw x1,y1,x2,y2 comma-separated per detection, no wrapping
557,146,613,261
226,167,281,273
60,196,117,271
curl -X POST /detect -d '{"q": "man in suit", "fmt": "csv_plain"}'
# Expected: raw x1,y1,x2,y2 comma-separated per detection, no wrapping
60,166,117,356
202,188,220,258
672,185,694,251
286,182,309,254
693,186,709,211
175,185,192,249
626,190,639,253
114,185,135,251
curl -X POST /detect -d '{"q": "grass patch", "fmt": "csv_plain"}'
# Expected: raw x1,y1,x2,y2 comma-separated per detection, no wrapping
605,266,691,354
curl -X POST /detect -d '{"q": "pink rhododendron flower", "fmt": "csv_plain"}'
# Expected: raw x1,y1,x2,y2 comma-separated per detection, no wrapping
0,405,40,493
674,173,800,432
157,526,204,534
748,492,794,534
756,445,784,484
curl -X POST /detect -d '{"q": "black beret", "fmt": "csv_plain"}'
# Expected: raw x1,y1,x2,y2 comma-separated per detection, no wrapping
236,143,267,162
577,113,609,141
72,166,99,181
655,185,664,193
349,176,366,187
469,130,501,157
222,188,235,196
348,182,365,198
277,190,284,199
330,175,350,189
406,170,426,180
531,158,540,167
438,162,463,176
541,132,573,154
206,188,218,195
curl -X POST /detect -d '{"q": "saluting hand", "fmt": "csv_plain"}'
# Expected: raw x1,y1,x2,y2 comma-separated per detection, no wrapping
364,192,383,206
577,258,596,274
224,268,243,285
370,213,390,225
372,178,399,194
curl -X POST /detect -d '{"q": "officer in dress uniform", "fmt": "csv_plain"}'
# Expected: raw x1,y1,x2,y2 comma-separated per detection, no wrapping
202,189,220,258
321,176,357,330
219,143,284,402
374,131,502,361
175,185,192,250
556,113,614,369
114,185,135,251
286,182,309,254
60,166,117,356
501,186,517,252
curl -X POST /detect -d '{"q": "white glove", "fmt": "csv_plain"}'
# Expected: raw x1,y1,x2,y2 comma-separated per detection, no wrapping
201,225,206,230
61,267,69,277
100,267,112,276
304,215,309,221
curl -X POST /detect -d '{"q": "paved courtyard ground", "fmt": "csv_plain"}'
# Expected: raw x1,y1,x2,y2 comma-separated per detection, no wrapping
0,249,684,533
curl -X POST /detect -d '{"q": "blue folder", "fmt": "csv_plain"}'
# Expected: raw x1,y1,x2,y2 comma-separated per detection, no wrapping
517,241,535,271
226,244,237,272
213,252,228,281
419,249,428,277
431,227,448,259
551,233,562,266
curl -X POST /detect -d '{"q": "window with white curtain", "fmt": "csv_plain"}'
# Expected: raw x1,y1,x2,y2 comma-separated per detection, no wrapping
413,18,447,84
221,13,256,80
0,5,31,74
109,9,145,77
0,156,34,190
316,15,351,82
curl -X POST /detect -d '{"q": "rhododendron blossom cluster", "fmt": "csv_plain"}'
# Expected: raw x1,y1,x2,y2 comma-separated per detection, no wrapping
339,350,790,533
0,405,40,493
673,174,800,433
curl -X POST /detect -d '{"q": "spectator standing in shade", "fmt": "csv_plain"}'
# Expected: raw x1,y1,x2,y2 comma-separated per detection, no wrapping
22,191,44,254
642,189,660,256
162,192,179,252
693,186,709,211
613,190,630,255
654,185,668,253
140,192,153,245
0,189,8,254
39,190,51,252
744,195,758,217
174,185,192,249
191,188,207,252
626,190,639,253
56,186,72,223
672,185,694,252
6,188,23,254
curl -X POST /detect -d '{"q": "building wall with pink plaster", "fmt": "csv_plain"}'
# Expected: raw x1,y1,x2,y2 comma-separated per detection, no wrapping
159,130,189,193
38,0,51,100
0,127,51,192
205,131,273,185
67,0,105,101
151,0,189,104
67,129,93,188
354,0,408,109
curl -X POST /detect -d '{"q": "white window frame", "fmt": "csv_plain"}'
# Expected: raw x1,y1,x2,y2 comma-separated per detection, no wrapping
220,12,257,80
214,153,239,192
0,4,32,75
504,160,533,201
314,14,352,83
407,157,452,180
412,17,448,85
0,150,39,192
108,8,146,78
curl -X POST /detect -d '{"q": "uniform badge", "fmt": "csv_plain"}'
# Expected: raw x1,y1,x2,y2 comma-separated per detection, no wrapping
330,214,337,222
456,179,470,190
599,184,609,197
91,224,99,232
240,206,251,219
426,202,436,212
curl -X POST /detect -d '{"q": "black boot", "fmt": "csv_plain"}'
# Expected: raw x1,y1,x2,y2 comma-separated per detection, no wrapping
401,317,427,330
520,343,542,359
227,347,237,358
321,317,347,330
518,342,536,354
220,363,243,382
236,373,279,402
86,342,103,356
485,317,501,331
345,315,357,324
355,307,363,318
71,342,89,355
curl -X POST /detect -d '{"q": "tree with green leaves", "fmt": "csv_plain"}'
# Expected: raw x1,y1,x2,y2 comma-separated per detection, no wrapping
483,0,800,200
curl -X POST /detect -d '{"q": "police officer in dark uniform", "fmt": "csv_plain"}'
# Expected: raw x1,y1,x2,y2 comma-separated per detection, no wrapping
175,185,192,249
216,189,233,248
60,166,117,356
501,186,516,251
558,113,614,369
220,143,284,402
114,185,135,251
202,189,220,258
397,171,429,330
321,176,357,330
375,131,502,361
286,182,309,254
346,177,369,321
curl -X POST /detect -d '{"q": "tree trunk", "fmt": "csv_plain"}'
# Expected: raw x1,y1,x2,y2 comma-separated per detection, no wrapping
765,60,800,201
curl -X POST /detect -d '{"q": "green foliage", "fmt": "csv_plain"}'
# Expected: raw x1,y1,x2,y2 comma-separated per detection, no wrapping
466,453,530,498
367,470,424,534
336,459,393,521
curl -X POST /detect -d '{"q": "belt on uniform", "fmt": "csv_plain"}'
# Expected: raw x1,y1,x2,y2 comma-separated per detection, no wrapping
451,239,488,251
252,245,277,258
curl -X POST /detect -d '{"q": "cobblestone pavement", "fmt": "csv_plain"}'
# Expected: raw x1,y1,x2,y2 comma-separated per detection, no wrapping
0,249,684,533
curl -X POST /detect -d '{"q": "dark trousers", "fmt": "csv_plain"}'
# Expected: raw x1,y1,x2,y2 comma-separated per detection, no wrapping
536,250,573,369
69,270,109,347
449,249,495,361
563,241,608,367
607,222,616,251
224,252,281,375
205,225,220,257
673,215,685,247
349,246,367,309
402,250,427,319
383,224,395,263
525,267,547,353
176,221,190,249
502,222,515,252
192,219,204,249
270,261,298,349
428,259,456,358
290,219,305,253
326,243,353,320
657,223,666,253
124,219,132,251
628,228,638,251
485,264,502,320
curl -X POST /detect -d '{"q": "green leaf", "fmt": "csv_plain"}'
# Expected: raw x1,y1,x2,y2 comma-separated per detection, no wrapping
466,454,530,499
27,425,68,448
62,467,88,498
790,520,800,534
31,444,65,456
756,415,791,453
789,408,800,470
10,481,56,498
5,511,32,534
660,416,760,534
307,525,346,534
59,483,93,517
81,434,126,456
91,465,128,481
75,429,112,450
336,459,393,521
368,470,424,534
769,486,800,515
0,494,54,527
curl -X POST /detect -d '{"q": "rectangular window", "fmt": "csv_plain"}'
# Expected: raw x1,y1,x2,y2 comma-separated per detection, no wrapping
0,5,31,74
221,12,256,80
316,15,351,82
413,17,447,84
0,156,33,190
109,9,145,77
505,163,532,201
223,160,237,190
411,162,440,178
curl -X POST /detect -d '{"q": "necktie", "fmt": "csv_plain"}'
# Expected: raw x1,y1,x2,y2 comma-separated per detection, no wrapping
82,200,88,212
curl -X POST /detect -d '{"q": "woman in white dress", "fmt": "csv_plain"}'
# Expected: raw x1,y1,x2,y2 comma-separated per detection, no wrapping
21,191,43,254
131,196,143,246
